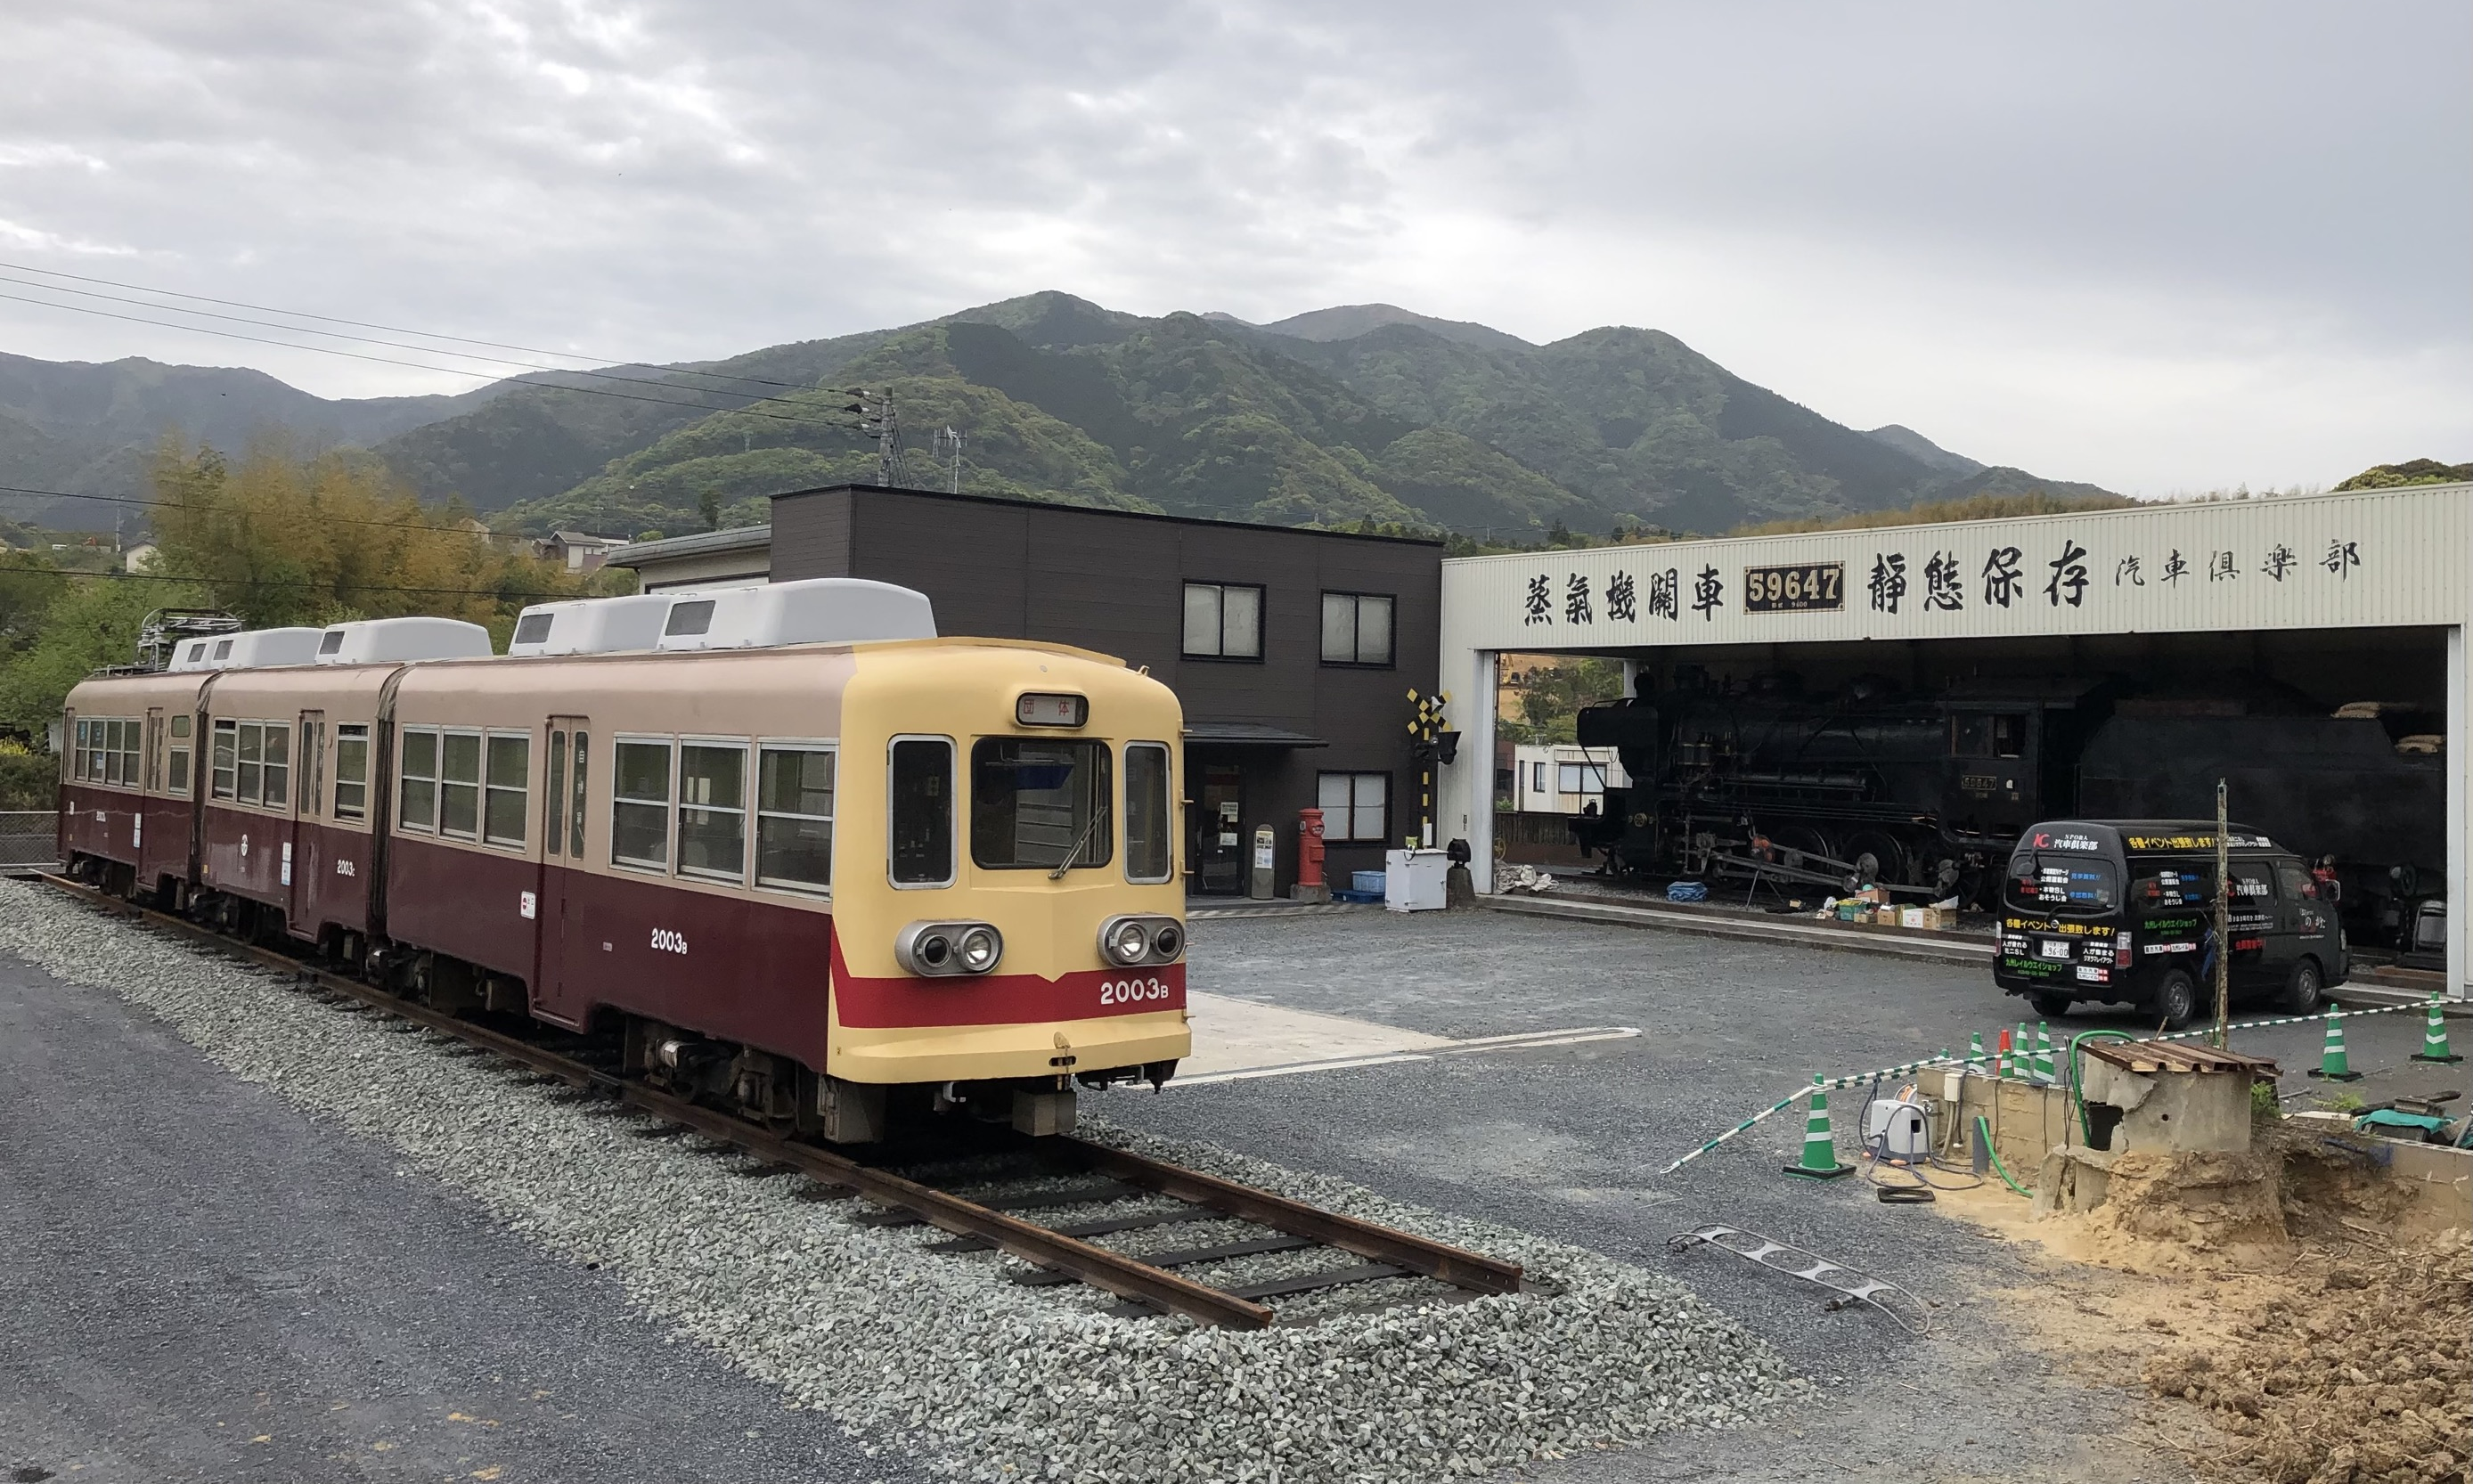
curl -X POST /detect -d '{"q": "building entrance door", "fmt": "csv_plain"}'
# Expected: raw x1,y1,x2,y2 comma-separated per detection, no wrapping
1194,762,1245,895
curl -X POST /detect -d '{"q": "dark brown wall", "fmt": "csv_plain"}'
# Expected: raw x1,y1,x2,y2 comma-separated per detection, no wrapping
771,485,1443,890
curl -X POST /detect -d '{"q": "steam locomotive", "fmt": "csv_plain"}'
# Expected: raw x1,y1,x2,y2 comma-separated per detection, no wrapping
1566,668,2445,945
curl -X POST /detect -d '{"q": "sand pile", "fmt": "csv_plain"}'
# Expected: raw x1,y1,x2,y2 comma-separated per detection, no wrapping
2140,1232,2469,1484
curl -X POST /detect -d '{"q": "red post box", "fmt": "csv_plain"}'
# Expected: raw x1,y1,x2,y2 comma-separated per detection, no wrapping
1296,807,1326,889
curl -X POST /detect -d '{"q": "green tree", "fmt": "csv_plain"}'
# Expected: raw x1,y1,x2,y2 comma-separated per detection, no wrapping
0,575,201,738
1498,656,1628,745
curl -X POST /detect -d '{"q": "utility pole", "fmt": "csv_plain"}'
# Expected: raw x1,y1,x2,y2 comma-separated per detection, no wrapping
934,426,963,493
2213,779,2232,1048
855,389,905,487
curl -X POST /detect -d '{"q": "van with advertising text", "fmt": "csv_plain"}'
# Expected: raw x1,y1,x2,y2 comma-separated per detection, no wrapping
1994,819,2346,1030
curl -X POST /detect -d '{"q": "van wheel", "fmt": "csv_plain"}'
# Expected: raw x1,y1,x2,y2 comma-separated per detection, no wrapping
2029,991,2072,1019
2280,958,2323,1015
2151,968,2198,1031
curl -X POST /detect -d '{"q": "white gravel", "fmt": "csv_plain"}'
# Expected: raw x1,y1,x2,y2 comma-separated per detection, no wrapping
0,878,1800,1483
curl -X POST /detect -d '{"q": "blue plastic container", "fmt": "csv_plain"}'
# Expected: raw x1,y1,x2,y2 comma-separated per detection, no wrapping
1352,870,1387,895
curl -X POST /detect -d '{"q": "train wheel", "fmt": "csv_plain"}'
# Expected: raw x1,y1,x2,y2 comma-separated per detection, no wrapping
1764,825,1837,876
1842,829,1910,888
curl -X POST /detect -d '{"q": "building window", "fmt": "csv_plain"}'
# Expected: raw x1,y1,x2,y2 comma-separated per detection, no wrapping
889,737,954,886
333,724,369,819
1319,592,1393,666
613,739,673,870
1123,742,1173,885
484,733,530,846
1316,771,1391,844
1181,582,1262,660
1530,761,1547,795
398,727,437,830
756,745,835,893
1557,762,1604,795
678,742,747,881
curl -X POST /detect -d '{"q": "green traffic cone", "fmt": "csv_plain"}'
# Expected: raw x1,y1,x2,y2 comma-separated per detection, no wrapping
2412,995,2463,1064
1783,1075,1853,1179
2306,1010,2362,1081
1968,1031,1988,1074
2034,1021,2055,1082
2017,1022,2033,1080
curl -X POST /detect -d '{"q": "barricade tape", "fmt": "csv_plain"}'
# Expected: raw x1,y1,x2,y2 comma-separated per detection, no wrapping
1653,996,2438,1178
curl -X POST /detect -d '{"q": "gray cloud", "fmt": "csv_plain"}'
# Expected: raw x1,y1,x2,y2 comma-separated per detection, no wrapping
0,0,2463,491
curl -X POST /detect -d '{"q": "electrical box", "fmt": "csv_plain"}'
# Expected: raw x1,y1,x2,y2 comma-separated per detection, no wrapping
1861,1097,1932,1162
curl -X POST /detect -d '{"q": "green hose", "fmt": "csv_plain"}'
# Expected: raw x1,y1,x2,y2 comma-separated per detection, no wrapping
2066,1030,2135,1146
1975,1114,2034,1197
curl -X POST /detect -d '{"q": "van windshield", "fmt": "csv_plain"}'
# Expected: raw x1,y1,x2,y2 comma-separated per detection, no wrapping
2004,852,2121,915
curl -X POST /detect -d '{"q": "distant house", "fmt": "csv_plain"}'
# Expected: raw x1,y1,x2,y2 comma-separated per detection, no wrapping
535,531,631,573
605,526,773,592
121,542,161,574
1509,743,1628,815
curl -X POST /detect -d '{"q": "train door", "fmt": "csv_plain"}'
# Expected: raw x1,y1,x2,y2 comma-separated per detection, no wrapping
287,711,323,932
533,718,592,1027
140,707,164,877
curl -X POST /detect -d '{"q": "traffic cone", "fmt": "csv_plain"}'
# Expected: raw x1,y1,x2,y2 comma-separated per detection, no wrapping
2016,1023,2033,1079
2412,995,2463,1064
1996,1029,2012,1078
1783,1076,1853,1179
2306,1010,2362,1081
2034,1022,2056,1083
1968,1031,1987,1074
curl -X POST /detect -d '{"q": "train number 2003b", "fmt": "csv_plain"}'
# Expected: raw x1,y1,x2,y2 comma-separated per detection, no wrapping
1098,976,1174,1007
1743,561,1845,613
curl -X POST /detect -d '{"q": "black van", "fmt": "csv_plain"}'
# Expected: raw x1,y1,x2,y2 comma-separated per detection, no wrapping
1994,819,2347,1028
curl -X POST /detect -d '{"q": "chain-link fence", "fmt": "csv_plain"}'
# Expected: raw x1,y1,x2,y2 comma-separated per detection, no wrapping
0,811,60,869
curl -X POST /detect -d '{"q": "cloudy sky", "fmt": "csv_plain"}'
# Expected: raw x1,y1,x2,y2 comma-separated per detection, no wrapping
0,0,2464,494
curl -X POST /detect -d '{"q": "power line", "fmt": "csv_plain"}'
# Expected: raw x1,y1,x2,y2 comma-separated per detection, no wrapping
0,290,869,433
0,257,813,396
0,271,850,420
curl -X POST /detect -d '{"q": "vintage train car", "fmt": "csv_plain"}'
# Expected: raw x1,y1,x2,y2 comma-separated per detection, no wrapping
61,586,1190,1140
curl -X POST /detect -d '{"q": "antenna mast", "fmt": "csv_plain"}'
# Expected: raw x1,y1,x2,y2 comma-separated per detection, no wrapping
934,426,963,493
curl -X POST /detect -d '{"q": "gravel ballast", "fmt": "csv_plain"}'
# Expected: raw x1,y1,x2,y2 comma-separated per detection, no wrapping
0,879,1798,1482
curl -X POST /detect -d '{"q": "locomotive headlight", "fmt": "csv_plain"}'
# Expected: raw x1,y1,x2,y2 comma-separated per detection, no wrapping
898,920,1002,977
957,925,1003,974
1106,919,1152,966
1099,914,1182,967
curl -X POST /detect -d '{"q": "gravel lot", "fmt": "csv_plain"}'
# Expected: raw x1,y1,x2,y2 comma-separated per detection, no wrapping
0,880,1798,1484
1091,904,2468,1483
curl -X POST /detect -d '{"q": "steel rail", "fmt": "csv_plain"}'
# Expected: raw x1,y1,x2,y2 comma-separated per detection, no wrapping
37,874,1277,1328
1062,1138,1528,1296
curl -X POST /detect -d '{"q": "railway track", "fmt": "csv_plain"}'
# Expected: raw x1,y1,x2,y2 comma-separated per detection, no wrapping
36,872,1532,1329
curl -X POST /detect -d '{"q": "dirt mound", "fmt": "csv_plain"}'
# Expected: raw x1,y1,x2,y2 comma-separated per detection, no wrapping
2093,1147,2291,1257
2141,1234,2469,1484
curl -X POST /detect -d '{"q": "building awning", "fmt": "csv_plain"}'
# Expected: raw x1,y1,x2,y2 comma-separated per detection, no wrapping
1182,722,1328,748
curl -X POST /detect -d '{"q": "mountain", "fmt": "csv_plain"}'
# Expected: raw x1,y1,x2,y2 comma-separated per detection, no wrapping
0,350,503,526
0,292,2118,542
1861,423,1984,477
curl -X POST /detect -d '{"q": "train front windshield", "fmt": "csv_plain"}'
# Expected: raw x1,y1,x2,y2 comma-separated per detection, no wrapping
2003,852,2122,916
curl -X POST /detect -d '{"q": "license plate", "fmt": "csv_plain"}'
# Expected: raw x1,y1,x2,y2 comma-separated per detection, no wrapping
2036,940,2071,960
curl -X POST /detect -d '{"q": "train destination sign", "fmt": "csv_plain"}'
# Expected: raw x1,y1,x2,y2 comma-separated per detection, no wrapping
1742,562,1844,614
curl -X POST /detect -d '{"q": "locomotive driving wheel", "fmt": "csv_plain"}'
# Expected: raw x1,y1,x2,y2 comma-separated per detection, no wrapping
1841,829,1911,890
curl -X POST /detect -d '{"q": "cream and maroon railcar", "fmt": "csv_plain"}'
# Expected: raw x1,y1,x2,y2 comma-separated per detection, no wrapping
61,629,1190,1139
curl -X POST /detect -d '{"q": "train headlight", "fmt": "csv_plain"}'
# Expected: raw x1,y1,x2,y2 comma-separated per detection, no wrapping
1099,914,1182,966
1106,919,1151,966
897,920,1002,977
958,925,1004,974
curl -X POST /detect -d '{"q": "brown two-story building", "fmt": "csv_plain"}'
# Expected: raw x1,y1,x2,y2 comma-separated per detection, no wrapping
614,485,1444,898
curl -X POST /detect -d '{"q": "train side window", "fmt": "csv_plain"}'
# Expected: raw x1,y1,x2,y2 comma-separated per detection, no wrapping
261,722,291,809
546,730,567,856
756,745,835,893
300,717,324,817
167,714,192,797
211,720,238,800
568,732,588,860
438,731,481,838
889,737,954,887
678,742,747,881
1124,742,1173,885
398,727,438,831
1991,714,2027,758
333,725,369,820
613,738,673,870
236,722,264,803
484,732,529,847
